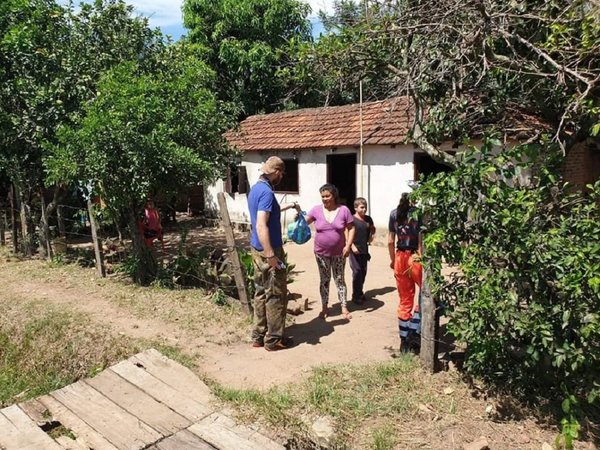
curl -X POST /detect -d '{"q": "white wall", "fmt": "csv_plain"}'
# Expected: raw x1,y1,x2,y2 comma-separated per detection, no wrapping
206,145,420,242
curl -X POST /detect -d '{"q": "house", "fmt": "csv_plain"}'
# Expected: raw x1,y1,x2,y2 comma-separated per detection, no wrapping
204,97,598,244
206,97,452,244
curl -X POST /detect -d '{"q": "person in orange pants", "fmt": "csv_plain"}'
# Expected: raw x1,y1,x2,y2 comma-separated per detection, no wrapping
388,193,422,352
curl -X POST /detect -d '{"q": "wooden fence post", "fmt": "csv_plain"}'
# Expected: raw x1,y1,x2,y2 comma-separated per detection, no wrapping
217,192,252,316
87,199,106,278
420,264,439,372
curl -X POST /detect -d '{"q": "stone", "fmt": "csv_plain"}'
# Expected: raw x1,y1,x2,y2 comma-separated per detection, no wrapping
310,416,335,449
463,437,490,450
541,443,553,450
286,300,303,316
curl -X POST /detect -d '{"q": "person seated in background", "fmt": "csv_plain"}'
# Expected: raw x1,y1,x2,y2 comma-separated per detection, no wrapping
141,199,164,250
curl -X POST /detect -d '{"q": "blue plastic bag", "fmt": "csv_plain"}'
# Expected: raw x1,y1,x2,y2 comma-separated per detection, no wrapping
287,213,311,245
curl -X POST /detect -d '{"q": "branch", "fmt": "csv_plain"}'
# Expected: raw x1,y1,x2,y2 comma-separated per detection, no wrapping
501,30,595,87
409,94,457,168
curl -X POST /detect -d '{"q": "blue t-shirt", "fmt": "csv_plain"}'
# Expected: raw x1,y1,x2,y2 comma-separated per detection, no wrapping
248,178,282,251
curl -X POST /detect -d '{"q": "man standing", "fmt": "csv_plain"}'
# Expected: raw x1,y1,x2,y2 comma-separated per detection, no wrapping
247,156,301,351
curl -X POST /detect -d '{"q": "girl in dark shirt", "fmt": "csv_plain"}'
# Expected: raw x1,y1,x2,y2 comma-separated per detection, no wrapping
349,197,375,305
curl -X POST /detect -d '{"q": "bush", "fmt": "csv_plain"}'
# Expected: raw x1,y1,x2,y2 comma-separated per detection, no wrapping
415,138,599,408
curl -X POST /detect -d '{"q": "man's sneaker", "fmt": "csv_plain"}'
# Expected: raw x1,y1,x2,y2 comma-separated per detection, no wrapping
251,338,264,348
265,336,294,352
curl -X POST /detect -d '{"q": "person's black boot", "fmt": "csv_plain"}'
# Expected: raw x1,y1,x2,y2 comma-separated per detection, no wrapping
399,337,409,353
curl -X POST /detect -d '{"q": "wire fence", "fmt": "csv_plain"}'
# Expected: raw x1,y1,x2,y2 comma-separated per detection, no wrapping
0,202,250,295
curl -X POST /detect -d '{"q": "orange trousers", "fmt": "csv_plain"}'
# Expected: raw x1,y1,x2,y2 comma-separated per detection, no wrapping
394,250,422,321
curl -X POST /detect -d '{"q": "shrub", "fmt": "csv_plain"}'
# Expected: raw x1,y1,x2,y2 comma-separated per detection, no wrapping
415,138,599,409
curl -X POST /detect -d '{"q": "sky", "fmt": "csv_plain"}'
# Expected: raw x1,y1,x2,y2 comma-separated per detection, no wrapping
127,0,334,40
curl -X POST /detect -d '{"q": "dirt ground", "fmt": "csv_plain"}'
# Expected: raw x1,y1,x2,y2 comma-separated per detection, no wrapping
199,227,403,389
2,219,597,449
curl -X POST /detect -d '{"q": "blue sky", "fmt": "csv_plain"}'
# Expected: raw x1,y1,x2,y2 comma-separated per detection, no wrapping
123,0,333,40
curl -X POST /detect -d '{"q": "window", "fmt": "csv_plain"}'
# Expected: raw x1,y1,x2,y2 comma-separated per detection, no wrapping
224,165,249,194
274,159,299,193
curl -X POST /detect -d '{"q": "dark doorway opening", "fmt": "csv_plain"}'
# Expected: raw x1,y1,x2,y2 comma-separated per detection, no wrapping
327,153,356,212
414,152,453,181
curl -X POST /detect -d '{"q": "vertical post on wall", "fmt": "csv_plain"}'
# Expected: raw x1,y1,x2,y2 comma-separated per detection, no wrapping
358,80,364,197
87,198,106,277
419,233,438,372
217,192,252,316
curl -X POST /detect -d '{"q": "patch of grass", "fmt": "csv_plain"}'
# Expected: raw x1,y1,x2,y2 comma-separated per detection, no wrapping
212,385,300,426
0,299,137,407
210,357,447,448
371,424,399,450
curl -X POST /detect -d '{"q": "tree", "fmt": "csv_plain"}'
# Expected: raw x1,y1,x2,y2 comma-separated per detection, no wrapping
182,0,312,116
304,0,600,165
47,45,238,283
0,0,165,256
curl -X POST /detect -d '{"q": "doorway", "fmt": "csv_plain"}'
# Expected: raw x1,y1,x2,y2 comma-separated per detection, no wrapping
326,153,356,211
414,152,453,181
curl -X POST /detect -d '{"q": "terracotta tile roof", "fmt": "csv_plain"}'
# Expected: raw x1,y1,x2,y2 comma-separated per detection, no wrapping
226,97,414,151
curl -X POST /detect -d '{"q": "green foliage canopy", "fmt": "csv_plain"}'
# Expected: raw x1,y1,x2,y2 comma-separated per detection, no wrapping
47,45,237,214
302,0,600,165
182,0,312,116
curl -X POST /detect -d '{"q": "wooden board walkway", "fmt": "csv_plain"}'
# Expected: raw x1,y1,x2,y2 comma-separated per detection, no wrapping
0,349,284,450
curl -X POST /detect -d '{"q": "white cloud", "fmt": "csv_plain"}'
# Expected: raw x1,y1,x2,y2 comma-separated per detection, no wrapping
131,0,334,28
60,0,334,31
303,0,334,16
128,0,183,27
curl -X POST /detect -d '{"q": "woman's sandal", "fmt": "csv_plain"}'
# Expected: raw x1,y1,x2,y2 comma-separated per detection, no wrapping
342,308,352,320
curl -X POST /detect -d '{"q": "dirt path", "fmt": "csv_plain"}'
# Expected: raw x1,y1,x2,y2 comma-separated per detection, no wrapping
3,228,593,449
200,240,401,389
2,226,403,390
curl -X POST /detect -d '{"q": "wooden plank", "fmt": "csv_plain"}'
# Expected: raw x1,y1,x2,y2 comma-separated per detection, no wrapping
111,359,212,422
37,395,118,450
54,435,89,450
20,399,90,450
217,192,252,315
50,381,161,449
19,398,50,426
85,368,191,436
189,413,284,450
131,349,212,404
155,429,216,450
0,404,62,450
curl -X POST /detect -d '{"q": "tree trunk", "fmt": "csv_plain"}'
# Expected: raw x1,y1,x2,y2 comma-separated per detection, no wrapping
0,209,5,246
14,182,33,255
57,205,66,238
38,188,53,259
128,206,156,285
88,199,106,277
38,184,65,259
9,183,18,253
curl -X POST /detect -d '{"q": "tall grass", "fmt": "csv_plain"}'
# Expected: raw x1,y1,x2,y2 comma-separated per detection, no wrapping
0,300,136,407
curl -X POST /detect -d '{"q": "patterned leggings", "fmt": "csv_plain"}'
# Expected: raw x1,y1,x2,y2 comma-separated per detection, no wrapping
315,254,348,308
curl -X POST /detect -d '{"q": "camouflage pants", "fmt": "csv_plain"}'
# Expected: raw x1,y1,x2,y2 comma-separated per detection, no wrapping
251,247,288,346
